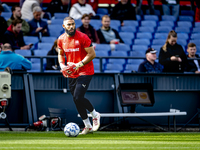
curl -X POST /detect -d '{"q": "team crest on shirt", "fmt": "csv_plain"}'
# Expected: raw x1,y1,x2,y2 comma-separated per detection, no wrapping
75,40,79,46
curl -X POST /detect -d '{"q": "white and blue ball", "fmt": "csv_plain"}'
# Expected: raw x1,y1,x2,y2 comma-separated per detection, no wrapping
64,122,80,137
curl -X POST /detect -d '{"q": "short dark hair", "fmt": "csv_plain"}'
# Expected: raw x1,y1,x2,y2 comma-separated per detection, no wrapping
11,5,20,12
187,43,196,48
11,19,22,26
63,16,74,22
81,14,91,20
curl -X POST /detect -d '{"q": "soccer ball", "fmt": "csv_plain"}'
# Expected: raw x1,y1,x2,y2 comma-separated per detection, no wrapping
64,122,80,137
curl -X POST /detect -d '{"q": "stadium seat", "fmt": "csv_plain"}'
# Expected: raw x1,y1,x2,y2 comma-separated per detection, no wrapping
177,33,189,40
110,20,120,31
143,15,159,21
120,26,137,33
51,19,63,25
136,33,152,40
96,8,108,15
141,20,157,28
129,51,145,57
159,21,174,27
192,27,200,33
48,25,63,37
93,58,107,65
119,32,135,40
136,15,141,21
41,37,57,43
189,40,200,46
162,15,177,22
95,44,111,51
154,33,168,39
127,59,144,64
54,13,69,19
152,39,166,45
125,64,139,72
138,26,155,33
15,50,32,56
95,51,109,57
177,39,187,47
24,36,39,45
190,33,200,40
123,20,139,27
181,10,195,16
28,63,41,72
132,45,148,52
74,19,82,27
195,22,200,27
151,45,162,55
90,20,101,27
110,51,128,57
31,50,49,64
179,16,194,22
134,39,150,46
1,12,12,18
175,27,191,34
115,44,131,51
177,21,192,28
104,64,124,72
38,43,52,51
156,26,172,33
122,38,133,46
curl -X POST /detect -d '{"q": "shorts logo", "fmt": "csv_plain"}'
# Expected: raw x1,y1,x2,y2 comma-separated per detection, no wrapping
82,84,86,88
75,40,79,46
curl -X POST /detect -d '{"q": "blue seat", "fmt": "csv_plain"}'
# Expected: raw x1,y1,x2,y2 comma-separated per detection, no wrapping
177,33,189,40
177,39,187,47
54,13,69,19
141,20,157,28
95,44,111,51
192,27,200,33
38,43,52,51
156,26,172,33
120,26,137,33
1,12,12,18
104,64,124,72
154,33,168,39
159,21,175,27
48,25,63,37
132,45,148,52
189,40,200,46
51,19,63,25
119,32,134,40
110,51,128,57
175,27,191,34
129,51,145,57
28,63,41,72
195,22,200,27
127,59,144,64
123,20,139,27
191,33,200,40
179,16,194,22
24,36,39,45
110,20,120,31
152,39,166,45
95,51,109,57
109,51,127,65
15,50,32,56
90,20,101,28
93,63,101,72
93,58,106,65
162,15,177,22
97,8,108,14
41,37,57,43
134,39,150,46
125,64,139,72
115,44,131,51
143,15,159,21
74,19,82,27
177,21,192,28
122,38,133,46
31,50,48,64
108,59,126,65
181,10,195,16
138,26,155,33
136,15,141,21
136,33,152,40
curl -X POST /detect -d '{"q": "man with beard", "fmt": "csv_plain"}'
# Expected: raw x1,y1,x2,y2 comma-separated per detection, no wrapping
57,16,101,135
7,5,30,35
4,19,32,50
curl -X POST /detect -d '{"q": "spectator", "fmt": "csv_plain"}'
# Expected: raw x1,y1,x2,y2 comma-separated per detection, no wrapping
28,6,50,41
20,0,25,8
46,39,60,70
45,0,71,17
77,14,99,44
7,5,30,36
69,0,96,20
0,0,11,12
4,19,33,50
110,0,136,26
138,48,163,73
87,0,99,13
0,43,32,71
136,0,154,15
159,30,187,73
0,4,8,44
162,0,180,19
97,15,124,44
21,0,44,21
185,43,200,73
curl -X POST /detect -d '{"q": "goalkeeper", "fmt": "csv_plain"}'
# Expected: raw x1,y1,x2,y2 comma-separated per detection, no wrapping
57,17,100,135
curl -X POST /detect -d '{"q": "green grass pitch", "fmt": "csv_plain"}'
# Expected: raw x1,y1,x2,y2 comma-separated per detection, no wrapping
0,131,200,150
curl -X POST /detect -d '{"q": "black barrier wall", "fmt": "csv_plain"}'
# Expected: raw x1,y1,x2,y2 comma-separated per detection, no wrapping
0,72,200,128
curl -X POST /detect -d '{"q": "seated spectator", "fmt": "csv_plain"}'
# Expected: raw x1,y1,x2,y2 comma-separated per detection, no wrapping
185,43,200,73
0,43,32,71
4,19,33,50
138,48,163,73
46,39,60,70
97,15,124,44
159,30,187,73
7,5,30,35
69,0,96,20
0,4,8,44
28,6,50,41
45,0,71,17
110,0,136,26
87,0,98,13
77,14,99,44
162,0,180,19
136,0,154,15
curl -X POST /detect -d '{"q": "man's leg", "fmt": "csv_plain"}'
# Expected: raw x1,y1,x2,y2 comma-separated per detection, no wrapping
162,4,171,16
172,4,180,19
136,0,143,15
147,0,155,15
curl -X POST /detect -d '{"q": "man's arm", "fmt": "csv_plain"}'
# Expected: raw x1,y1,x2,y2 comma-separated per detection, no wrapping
58,48,66,70
82,46,96,65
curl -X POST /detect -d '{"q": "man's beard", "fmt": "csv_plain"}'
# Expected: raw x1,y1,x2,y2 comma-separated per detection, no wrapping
65,27,76,36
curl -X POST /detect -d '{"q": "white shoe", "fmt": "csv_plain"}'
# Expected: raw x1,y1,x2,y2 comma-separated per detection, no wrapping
92,112,101,131
79,127,93,135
